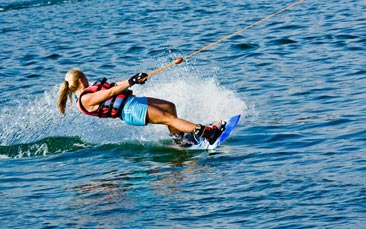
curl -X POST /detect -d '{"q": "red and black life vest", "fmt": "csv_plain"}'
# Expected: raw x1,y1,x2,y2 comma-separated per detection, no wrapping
77,78,132,119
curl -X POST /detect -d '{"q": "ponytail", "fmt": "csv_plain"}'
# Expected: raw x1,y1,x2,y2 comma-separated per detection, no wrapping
57,81,72,114
57,68,85,114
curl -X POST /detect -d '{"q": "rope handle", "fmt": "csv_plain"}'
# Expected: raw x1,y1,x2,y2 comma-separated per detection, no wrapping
146,58,183,79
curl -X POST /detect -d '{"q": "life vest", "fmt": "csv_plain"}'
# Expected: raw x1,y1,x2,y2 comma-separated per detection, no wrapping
76,78,132,119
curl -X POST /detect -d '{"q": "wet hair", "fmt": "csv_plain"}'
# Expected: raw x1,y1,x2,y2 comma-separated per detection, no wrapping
57,68,86,114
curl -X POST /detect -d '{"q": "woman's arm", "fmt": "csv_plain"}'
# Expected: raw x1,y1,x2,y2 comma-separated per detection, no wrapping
81,73,147,111
81,80,130,111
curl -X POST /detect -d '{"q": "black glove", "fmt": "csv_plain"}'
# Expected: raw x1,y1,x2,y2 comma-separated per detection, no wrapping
128,73,148,86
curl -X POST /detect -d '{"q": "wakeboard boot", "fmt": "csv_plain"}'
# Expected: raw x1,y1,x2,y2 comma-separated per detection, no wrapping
169,132,194,147
194,120,226,145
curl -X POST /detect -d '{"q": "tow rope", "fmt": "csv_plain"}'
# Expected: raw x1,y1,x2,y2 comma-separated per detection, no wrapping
146,0,305,79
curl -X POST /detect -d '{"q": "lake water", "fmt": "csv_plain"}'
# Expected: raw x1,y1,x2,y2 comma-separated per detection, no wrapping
1,0,365,228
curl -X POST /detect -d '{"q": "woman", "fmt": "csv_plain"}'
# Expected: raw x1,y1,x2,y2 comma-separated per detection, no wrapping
57,68,225,145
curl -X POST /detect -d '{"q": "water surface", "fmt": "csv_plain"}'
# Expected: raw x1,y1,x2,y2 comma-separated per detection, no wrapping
0,0,365,228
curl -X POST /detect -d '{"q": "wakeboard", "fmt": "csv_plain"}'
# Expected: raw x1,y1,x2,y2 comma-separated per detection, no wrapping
173,114,241,150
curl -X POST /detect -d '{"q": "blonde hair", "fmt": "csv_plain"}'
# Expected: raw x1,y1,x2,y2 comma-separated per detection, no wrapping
57,68,86,114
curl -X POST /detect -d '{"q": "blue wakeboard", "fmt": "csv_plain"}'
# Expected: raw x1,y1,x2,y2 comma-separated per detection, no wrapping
174,114,241,150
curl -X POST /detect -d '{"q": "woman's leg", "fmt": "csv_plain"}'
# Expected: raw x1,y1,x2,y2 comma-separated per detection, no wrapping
145,97,226,145
147,97,177,117
146,97,196,133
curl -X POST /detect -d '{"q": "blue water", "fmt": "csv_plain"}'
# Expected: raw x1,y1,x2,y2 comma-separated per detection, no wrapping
1,0,365,228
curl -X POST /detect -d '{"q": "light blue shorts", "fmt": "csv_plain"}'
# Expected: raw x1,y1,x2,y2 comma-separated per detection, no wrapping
121,96,148,126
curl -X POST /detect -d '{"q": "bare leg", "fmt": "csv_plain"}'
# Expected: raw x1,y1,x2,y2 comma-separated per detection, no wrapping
147,97,178,117
146,97,196,133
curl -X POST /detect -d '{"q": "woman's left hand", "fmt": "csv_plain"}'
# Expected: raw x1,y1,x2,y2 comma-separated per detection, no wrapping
128,73,148,86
